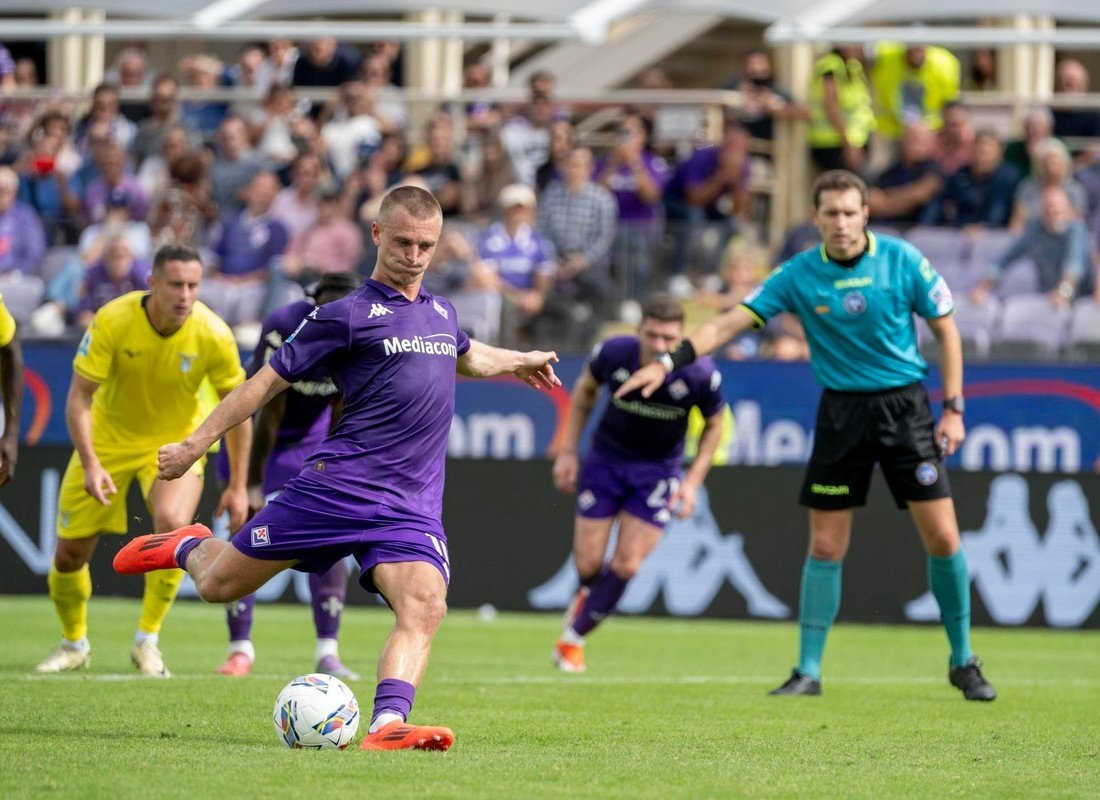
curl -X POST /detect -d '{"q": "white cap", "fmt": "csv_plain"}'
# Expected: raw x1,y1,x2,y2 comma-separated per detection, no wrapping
498,183,536,208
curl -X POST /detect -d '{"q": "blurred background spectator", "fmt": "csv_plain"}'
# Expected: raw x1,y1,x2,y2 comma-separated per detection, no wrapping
872,42,960,142
973,185,1090,307
808,46,875,174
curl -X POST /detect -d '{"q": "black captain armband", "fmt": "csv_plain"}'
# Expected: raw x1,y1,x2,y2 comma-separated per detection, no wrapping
657,340,697,373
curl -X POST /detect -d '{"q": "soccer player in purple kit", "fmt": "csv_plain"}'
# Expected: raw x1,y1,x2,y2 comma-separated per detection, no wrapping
216,271,363,679
115,186,561,752
551,295,727,673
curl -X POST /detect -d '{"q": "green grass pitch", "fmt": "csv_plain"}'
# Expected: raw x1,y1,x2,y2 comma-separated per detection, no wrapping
1,596,1096,799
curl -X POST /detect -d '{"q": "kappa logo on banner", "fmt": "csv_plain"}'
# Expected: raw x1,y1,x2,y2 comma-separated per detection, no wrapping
905,474,1100,627
528,485,791,620
251,525,271,547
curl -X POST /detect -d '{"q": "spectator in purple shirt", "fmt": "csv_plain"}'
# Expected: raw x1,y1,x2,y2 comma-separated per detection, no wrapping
596,111,670,308
475,183,557,345
0,165,47,322
83,144,148,224
203,171,290,327
662,118,752,292
75,233,151,328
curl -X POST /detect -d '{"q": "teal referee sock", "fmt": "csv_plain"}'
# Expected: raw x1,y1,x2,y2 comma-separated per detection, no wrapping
928,550,974,668
797,557,842,681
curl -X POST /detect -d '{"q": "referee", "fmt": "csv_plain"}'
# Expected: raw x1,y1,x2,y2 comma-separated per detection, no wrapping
617,170,995,701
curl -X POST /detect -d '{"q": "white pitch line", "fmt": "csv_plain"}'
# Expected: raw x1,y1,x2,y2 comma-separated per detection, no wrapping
16,673,1100,688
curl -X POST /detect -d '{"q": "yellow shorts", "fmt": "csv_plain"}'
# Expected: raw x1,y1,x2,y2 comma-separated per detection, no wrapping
56,446,205,540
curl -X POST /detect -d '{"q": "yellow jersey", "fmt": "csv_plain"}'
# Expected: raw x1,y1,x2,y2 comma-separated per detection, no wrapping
808,52,876,149
872,43,960,139
0,294,15,347
73,291,244,450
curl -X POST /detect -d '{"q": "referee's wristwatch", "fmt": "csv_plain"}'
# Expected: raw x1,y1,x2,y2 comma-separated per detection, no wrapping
942,396,965,415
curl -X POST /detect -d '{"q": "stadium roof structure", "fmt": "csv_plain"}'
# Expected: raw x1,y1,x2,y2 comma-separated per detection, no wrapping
4,0,1100,46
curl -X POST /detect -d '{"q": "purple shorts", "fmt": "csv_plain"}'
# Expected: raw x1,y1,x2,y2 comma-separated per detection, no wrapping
230,476,451,595
575,451,681,529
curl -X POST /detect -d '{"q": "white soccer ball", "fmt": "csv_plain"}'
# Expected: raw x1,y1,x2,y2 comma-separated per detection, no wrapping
273,673,360,749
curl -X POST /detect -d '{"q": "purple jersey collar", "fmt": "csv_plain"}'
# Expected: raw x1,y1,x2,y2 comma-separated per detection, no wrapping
364,276,434,303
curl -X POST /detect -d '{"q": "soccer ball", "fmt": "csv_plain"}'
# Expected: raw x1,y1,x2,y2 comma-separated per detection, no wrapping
273,673,360,749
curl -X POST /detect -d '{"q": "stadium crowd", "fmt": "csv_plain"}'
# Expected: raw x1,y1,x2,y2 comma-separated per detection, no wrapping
1,38,1099,358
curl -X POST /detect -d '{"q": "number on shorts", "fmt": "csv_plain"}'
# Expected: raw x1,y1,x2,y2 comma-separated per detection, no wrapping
646,478,680,508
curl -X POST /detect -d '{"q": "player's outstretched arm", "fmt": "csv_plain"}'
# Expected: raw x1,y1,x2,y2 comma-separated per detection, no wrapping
158,364,290,480
456,339,561,390
616,306,756,399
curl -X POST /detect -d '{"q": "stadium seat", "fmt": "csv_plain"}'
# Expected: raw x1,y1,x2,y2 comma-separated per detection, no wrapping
994,258,1040,299
448,288,502,344
1065,297,1100,361
0,273,46,325
990,294,1070,360
951,295,1001,359
969,228,1016,266
932,257,980,293
904,226,967,265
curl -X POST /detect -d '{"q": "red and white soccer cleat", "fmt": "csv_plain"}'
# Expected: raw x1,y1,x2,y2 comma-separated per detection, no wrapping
553,639,586,674
359,720,455,752
113,523,212,574
217,652,253,677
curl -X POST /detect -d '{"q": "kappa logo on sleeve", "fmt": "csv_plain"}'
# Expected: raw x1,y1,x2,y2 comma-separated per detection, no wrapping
251,526,271,547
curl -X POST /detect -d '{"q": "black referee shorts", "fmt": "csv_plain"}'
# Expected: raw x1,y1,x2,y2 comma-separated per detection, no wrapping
799,382,951,510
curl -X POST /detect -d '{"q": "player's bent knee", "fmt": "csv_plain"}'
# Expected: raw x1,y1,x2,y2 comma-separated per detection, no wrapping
396,591,448,632
53,541,93,572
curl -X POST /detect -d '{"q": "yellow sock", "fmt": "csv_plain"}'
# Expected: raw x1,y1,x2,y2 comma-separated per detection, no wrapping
48,564,92,642
138,568,185,635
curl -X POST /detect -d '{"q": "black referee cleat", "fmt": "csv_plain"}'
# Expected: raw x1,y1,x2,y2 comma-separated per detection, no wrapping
949,656,997,701
769,668,822,696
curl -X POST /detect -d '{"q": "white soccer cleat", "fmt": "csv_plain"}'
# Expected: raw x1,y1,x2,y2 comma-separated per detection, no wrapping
131,641,172,678
36,644,91,673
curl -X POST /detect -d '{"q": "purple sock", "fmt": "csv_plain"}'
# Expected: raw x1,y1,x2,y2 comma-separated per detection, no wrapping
225,594,256,641
310,563,348,640
175,536,205,569
372,678,416,725
571,565,629,637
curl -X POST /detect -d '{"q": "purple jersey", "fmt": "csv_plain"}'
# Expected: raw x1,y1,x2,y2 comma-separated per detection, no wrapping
248,299,340,493
268,278,471,532
596,151,670,223
587,336,725,467
476,221,556,290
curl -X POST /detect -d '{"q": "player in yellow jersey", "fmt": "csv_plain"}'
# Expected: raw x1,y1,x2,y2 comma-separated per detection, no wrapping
0,293,23,485
36,244,251,677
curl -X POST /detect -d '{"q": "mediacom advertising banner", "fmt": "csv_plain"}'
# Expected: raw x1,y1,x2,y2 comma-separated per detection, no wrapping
15,343,1100,472
2,451,1096,629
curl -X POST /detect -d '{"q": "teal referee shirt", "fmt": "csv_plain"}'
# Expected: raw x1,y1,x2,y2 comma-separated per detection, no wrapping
741,232,954,392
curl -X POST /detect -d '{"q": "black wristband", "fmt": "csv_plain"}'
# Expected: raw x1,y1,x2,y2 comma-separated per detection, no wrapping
666,339,696,371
